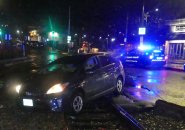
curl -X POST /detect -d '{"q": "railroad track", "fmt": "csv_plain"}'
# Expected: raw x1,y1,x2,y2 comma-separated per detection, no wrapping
64,97,144,130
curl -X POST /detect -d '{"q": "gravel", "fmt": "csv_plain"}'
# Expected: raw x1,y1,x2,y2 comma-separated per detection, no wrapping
131,108,185,130
0,108,66,130
0,91,67,130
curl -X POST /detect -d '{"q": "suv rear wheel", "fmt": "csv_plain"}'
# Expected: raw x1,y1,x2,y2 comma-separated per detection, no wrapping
115,77,124,95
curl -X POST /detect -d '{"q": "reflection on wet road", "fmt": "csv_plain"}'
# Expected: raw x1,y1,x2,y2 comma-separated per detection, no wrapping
28,49,61,69
125,67,185,106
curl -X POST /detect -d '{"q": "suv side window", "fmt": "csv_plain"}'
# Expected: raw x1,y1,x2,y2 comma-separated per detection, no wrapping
99,56,114,67
85,57,99,70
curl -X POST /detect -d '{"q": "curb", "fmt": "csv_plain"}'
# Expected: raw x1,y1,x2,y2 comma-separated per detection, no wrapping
112,102,144,130
155,100,185,120
0,57,28,63
165,67,185,72
0,57,31,67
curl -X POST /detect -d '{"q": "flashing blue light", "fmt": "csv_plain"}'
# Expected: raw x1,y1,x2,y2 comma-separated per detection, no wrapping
145,52,149,55
138,45,153,51
153,50,161,53
149,55,154,59
120,53,124,57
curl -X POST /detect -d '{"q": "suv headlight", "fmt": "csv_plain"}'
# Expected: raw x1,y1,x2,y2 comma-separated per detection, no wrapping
46,83,69,95
15,85,22,94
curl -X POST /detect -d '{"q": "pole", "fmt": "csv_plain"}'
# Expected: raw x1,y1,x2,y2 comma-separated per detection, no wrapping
125,13,129,43
140,0,145,46
106,38,109,51
68,6,71,53
68,6,71,36
141,2,145,26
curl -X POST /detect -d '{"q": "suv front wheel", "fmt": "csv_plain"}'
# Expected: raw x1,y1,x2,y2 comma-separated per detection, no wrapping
115,77,124,95
69,92,84,115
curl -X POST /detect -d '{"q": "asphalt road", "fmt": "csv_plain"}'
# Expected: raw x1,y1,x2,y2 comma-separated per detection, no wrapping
124,67,185,106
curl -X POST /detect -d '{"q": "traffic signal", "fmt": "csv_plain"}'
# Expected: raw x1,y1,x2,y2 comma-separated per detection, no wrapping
0,29,2,35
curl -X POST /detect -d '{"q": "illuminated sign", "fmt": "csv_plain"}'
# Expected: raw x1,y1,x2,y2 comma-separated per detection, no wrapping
67,36,71,43
30,30,38,36
172,25,185,33
138,27,146,35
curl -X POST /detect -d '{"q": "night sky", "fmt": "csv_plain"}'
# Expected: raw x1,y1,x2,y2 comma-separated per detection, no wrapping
1,0,185,35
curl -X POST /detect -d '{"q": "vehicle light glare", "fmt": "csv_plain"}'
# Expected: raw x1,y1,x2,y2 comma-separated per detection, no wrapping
15,85,22,93
138,45,152,51
165,56,168,60
149,55,154,59
47,83,69,94
153,50,161,53
136,85,142,89
47,84,63,94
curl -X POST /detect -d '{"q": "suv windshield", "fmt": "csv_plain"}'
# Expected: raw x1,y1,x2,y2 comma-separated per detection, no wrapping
40,55,90,73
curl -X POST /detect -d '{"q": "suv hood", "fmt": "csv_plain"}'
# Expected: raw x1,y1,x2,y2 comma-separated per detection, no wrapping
22,70,80,93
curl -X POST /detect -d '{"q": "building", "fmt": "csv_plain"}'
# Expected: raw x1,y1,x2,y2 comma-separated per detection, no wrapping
165,18,185,70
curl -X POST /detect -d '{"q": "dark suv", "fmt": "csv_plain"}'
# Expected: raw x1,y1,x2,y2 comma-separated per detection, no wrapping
16,54,125,114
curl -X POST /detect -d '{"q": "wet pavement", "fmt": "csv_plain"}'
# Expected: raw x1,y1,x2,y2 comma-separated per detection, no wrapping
124,67,185,107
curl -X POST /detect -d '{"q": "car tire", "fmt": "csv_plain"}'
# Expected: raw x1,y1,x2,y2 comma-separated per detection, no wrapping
66,92,84,115
115,77,124,95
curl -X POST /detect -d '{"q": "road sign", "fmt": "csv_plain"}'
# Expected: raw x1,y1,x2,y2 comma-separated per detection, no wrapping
138,27,146,35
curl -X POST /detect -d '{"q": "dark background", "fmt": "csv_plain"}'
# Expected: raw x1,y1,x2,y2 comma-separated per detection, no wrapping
0,0,185,41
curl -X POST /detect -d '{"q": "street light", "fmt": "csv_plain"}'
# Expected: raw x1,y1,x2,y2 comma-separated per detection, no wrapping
17,30,20,34
49,31,59,38
111,38,116,42
0,29,2,35
155,8,159,12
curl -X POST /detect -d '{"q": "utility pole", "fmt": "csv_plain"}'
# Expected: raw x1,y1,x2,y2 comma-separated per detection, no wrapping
67,6,71,53
68,6,71,36
140,0,145,46
106,38,109,51
124,13,129,43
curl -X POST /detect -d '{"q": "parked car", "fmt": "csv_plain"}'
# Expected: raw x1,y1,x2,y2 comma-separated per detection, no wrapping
123,49,167,67
29,42,45,48
15,54,125,114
